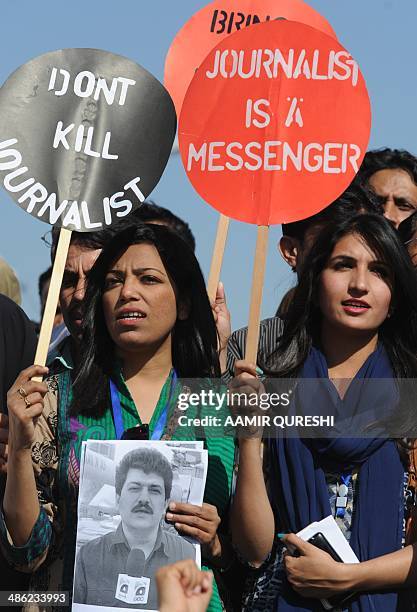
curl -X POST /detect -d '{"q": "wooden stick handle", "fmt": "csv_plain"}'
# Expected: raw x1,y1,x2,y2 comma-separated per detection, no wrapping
245,225,269,364
33,228,72,375
207,214,230,302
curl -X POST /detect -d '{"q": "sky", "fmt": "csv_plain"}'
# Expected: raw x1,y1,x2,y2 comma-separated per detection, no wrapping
0,0,415,330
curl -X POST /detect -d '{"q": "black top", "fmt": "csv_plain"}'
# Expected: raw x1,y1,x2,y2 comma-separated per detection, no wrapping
0,296,36,593
0,294,37,413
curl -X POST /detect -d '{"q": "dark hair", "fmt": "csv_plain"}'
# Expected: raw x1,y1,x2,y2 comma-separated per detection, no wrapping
51,227,117,261
398,211,417,245
357,148,417,187
38,266,52,298
129,201,196,252
51,203,195,257
71,223,220,417
281,183,381,243
115,448,173,499
265,214,417,380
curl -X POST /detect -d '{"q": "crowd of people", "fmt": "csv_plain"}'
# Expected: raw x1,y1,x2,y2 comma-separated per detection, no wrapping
1,148,417,611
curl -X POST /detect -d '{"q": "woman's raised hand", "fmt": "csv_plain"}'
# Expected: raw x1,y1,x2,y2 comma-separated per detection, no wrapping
7,365,49,453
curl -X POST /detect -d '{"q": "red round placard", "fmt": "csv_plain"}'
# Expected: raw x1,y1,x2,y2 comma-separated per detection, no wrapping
165,0,336,118
179,20,371,225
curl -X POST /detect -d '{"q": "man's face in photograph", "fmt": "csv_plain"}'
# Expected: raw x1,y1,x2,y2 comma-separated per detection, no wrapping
117,468,166,533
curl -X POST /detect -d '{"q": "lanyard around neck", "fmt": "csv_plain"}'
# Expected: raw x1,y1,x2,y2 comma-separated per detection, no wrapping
109,370,178,441
335,473,352,518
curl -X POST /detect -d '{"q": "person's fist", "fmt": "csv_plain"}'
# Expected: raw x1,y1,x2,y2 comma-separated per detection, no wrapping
157,559,213,612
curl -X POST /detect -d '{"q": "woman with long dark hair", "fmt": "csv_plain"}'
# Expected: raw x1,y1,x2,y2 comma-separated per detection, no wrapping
231,214,417,611
2,224,235,612
71,222,220,415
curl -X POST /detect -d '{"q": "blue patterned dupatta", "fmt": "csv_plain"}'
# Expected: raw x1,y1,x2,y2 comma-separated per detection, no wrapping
270,344,405,611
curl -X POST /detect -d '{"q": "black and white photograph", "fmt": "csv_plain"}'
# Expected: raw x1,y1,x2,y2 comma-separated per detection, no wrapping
72,440,207,612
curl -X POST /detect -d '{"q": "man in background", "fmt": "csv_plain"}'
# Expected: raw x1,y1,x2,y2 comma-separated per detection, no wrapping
37,266,65,340
357,148,417,228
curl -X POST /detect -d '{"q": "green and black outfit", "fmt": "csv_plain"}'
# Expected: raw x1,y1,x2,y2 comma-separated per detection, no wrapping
0,339,236,612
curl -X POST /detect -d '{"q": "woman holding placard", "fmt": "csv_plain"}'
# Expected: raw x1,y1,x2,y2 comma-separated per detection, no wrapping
2,223,235,612
231,213,417,610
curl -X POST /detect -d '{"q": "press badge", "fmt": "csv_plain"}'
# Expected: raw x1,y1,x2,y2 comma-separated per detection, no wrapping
115,574,151,604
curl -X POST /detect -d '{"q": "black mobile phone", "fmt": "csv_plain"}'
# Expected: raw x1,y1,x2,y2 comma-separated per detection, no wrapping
307,532,356,611
307,532,343,562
